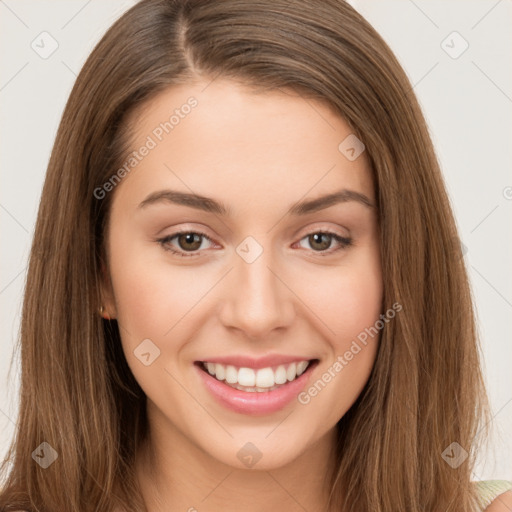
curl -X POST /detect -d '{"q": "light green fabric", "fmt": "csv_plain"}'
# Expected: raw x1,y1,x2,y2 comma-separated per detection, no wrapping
474,479,512,510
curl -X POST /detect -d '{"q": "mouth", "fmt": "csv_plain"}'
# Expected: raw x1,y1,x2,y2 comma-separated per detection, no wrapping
195,359,318,392
194,358,319,395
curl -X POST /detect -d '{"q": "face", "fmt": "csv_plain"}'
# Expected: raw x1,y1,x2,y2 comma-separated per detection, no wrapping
101,78,383,471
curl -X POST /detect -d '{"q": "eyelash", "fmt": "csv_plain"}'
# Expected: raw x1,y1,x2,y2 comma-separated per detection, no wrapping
156,228,353,258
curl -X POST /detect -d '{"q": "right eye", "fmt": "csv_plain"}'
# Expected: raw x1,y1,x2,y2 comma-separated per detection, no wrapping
156,230,216,257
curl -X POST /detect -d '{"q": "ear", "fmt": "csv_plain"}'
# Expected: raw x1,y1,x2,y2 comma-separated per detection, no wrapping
98,256,117,320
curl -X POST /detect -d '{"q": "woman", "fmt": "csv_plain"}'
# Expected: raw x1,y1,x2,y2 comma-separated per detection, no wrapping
1,0,510,510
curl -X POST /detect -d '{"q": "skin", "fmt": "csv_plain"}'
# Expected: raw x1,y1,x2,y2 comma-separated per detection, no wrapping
101,78,383,512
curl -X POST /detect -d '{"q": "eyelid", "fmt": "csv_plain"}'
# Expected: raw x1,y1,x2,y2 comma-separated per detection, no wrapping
157,223,352,258
294,222,350,240
157,228,216,257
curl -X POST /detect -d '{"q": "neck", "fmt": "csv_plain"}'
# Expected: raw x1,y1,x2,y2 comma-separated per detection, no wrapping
135,405,339,512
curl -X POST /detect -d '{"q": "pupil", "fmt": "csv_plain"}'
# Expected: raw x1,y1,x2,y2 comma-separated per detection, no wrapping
311,233,330,250
180,233,201,251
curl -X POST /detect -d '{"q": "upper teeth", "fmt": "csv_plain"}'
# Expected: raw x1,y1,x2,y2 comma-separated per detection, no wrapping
203,361,310,389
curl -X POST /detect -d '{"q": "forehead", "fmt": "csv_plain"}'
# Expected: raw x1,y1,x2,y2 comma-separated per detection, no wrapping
112,79,374,215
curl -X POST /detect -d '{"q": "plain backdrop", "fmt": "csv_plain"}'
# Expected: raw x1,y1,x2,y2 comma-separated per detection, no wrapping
1,0,511,482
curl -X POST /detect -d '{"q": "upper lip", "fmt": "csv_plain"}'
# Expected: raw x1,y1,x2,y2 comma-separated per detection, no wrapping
196,354,317,370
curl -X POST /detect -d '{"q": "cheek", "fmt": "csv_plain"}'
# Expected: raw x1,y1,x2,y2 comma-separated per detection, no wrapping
307,251,383,420
110,256,211,341
107,227,205,342
291,246,382,420
294,248,383,348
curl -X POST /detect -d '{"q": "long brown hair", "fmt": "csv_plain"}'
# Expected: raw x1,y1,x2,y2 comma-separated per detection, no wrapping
0,0,492,510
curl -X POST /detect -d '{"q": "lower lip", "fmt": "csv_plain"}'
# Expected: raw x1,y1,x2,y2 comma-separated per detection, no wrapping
195,361,318,415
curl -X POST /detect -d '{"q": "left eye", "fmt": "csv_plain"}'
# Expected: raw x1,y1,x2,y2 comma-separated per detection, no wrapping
157,230,352,257
296,232,353,254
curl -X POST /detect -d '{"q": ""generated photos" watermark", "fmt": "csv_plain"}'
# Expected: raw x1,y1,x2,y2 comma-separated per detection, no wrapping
298,302,402,405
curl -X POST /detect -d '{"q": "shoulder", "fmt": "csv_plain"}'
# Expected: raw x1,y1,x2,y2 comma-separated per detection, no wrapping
473,480,512,511
484,490,512,511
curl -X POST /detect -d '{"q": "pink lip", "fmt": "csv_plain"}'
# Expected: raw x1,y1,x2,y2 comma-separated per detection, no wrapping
194,360,318,415
197,354,314,370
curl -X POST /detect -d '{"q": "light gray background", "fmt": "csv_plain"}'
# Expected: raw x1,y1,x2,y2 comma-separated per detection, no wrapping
1,0,511,481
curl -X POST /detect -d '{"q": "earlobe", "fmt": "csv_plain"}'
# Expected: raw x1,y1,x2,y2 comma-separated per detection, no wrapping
98,305,111,320
98,257,117,320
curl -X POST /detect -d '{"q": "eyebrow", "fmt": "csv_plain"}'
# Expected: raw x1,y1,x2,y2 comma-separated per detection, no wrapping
137,188,375,216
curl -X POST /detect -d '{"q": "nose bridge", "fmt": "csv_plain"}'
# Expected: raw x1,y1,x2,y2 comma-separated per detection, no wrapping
219,237,294,337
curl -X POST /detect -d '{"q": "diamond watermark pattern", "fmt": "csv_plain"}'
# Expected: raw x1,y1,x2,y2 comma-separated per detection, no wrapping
237,442,263,468
441,442,468,468
338,134,365,161
32,442,58,469
31,31,59,59
236,236,263,264
441,31,469,59
134,338,161,366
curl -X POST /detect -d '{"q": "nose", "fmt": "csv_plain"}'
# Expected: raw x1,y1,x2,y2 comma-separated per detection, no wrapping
218,246,295,340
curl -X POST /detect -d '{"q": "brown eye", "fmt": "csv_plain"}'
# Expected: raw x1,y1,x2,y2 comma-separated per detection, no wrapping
308,233,332,251
297,231,353,255
157,231,214,257
176,233,203,251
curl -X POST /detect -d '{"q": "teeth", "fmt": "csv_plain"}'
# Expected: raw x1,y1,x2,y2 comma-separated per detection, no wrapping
238,367,256,387
214,363,225,381
274,365,287,384
201,360,312,391
255,367,274,388
286,362,297,382
225,365,238,384
296,361,308,376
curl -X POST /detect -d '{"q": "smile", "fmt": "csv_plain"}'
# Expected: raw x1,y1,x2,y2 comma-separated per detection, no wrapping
200,360,311,392
194,357,319,415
